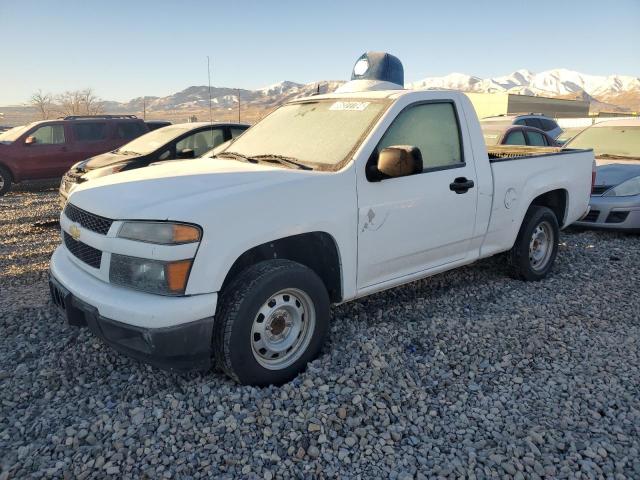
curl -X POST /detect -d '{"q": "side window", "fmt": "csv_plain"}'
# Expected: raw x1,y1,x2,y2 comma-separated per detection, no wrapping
504,130,526,145
30,125,66,144
540,119,558,132
176,129,225,157
527,131,547,146
72,122,107,142
524,118,543,129
117,122,145,140
230,127,246,138
513,118,526,126
376,102,462,171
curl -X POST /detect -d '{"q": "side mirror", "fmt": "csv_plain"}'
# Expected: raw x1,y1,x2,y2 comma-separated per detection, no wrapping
177,148,195,159
25,136,36,145
369,145,423,181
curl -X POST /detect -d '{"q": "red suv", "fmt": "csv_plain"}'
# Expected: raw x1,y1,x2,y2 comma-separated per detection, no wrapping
0,115,148,196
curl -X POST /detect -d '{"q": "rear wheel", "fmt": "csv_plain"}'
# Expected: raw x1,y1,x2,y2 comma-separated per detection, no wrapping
0,166,12,196
213,259,330,386
509,206,559,281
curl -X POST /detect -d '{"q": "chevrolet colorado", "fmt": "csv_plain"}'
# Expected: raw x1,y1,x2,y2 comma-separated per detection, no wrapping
49,53,594,386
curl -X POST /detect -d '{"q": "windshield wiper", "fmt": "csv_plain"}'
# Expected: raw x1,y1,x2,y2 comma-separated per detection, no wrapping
252,154,313,170
215,151,258,164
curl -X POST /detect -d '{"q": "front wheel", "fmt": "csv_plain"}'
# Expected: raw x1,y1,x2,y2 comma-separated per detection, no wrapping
213,259,330,386
509,206,560,281
0,166,12,196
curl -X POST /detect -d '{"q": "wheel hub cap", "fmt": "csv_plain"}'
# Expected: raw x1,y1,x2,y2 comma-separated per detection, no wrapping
529,221,553,271
251,289,316,370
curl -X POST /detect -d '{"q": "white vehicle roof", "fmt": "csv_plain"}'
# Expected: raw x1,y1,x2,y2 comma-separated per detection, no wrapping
292,88,463,103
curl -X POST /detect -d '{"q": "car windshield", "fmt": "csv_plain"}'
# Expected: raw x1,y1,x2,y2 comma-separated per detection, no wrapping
218,99,389,170
566,125,640,158
115,125,194,155
0,124,32,144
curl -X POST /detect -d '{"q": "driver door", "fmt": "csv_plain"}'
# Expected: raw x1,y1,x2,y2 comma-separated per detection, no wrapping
21,123,70,179
356,101,478,289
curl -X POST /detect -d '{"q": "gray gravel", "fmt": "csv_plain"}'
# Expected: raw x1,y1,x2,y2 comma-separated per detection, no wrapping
1,188,639,479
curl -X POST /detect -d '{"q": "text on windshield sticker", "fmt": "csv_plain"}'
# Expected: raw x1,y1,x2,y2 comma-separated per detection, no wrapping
329,101,370,111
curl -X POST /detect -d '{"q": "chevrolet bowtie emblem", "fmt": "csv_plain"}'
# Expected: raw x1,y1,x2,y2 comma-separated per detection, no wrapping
69,224,81,241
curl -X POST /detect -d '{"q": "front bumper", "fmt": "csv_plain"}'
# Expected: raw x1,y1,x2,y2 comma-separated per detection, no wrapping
573,195,640,231
49,246,218,371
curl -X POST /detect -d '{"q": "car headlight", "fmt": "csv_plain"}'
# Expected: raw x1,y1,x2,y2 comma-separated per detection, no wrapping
604,176,640,197
117,221,201,244
110,254,193,295
84,164,127,180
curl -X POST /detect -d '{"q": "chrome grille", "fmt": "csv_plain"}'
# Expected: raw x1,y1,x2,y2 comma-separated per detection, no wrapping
63,232,102,269
64,203,113,235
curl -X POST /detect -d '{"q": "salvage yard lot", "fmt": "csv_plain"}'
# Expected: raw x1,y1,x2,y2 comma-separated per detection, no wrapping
1,189,639,479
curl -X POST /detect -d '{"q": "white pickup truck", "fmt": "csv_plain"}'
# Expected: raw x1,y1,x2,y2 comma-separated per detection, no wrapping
49,68,594,385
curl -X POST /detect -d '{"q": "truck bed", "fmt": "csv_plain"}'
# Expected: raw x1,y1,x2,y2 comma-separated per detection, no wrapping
487,145,589,161
480,146,594,258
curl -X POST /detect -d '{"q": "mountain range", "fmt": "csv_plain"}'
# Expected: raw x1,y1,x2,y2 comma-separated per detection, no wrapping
99,68,640,114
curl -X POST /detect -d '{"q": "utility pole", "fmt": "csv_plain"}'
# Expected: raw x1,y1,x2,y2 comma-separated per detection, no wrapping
142,97,146,120
237,88,241,123
207,56,213,124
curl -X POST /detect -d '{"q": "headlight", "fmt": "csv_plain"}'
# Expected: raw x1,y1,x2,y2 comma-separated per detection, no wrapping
604,176,640,197
118,222,201,244
84,164,126,180
110,254,193,295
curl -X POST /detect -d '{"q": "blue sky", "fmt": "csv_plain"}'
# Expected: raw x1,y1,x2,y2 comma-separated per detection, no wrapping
1,0,639,105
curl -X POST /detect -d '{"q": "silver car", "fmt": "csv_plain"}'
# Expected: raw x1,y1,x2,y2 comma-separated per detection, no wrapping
569,118,640,231
481,114,563,140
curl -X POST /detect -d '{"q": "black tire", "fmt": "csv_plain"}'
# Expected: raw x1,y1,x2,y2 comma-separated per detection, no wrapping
509,205,560,281
213,259,330,386
0,165,12,196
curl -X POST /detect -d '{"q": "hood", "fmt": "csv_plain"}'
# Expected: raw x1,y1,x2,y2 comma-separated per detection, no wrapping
81,151,136,171
68,158,316,219
595,163,640,188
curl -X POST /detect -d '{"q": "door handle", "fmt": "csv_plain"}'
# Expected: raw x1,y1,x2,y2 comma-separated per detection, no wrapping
449,177,475,194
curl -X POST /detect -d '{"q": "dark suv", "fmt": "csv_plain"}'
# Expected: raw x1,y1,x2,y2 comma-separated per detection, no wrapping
0,115,148,196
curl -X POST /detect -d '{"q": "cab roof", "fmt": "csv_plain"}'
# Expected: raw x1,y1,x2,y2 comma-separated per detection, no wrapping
292,88,461,103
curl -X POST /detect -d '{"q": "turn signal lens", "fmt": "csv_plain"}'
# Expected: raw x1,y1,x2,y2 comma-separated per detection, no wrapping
166,259,193,293
172,224,201,243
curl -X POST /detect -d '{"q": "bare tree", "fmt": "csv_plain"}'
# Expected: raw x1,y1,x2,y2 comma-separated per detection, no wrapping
29,90,54,119
56,88,104,116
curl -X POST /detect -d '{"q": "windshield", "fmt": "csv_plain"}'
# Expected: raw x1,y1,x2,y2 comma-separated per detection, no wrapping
219,99,388,169
0,124,32,144
116,125,194,155
566,125,640,158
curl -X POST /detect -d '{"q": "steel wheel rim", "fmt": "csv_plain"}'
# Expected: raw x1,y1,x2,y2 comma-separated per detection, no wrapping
251,288,316,370
529,220,553,271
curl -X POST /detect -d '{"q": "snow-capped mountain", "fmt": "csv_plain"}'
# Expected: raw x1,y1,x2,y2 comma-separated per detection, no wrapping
100,68,639,114
407,68,640,107
104,80,345,112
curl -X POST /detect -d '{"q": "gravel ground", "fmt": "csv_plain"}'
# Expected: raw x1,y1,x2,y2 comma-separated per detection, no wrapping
1,188,639,479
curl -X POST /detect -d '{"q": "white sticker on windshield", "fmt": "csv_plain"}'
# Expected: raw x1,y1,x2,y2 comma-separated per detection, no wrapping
329,101,370,111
